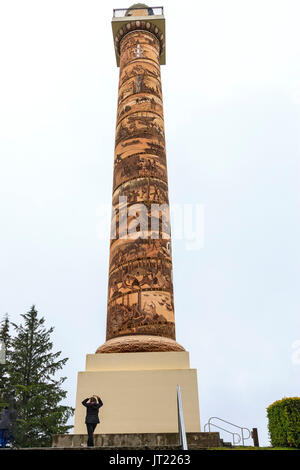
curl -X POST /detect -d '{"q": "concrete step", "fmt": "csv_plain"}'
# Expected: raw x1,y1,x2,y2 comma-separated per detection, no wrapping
220,439,233,448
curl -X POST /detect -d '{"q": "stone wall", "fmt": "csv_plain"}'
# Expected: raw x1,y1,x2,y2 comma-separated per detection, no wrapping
52,432,221,449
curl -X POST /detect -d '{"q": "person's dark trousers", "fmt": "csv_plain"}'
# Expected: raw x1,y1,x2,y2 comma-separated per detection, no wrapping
0,429,8,448
86,423,97,447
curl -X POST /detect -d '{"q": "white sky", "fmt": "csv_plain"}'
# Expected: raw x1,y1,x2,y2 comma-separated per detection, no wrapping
0,0,300,447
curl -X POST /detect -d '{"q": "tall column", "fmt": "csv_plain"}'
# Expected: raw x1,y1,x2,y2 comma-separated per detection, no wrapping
97,9,184,353
72,7,201,436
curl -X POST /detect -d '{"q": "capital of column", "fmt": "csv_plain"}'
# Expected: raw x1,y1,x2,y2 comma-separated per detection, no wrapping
114,21,165,63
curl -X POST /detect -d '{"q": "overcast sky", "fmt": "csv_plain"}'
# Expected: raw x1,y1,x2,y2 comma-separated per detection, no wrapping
1,0,300,447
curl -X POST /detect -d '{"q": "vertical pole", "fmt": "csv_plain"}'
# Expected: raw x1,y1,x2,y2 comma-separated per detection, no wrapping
0,341,5,364
177,384,188,450
252,428,259,447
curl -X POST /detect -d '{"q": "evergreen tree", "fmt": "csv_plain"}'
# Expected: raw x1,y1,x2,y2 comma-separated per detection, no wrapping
9,306,74,447
0,314,12,409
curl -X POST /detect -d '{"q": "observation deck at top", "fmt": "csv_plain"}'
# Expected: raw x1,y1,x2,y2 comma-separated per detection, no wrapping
112,4,166,66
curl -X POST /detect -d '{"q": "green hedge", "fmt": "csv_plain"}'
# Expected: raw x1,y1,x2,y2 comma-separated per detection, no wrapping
267,397,300,448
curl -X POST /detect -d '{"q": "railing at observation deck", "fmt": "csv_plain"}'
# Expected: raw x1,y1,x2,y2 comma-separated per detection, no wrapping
113,6,164,18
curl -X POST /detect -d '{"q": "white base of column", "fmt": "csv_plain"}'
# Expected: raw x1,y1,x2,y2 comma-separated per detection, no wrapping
73,351,201,434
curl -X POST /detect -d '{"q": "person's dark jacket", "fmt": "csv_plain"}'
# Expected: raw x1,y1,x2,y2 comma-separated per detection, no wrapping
0,407,11,430
82,397,103,424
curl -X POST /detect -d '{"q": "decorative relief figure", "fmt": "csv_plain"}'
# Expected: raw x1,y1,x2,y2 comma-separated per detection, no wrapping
118,74,162,105
109,238,172,274
112,178,169,207
135,74,143,93
134,42,144,58
106,290,175,340
115,113,165,147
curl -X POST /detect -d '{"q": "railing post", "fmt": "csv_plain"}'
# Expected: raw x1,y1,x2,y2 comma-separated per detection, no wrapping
251,428,259,447
177,384,188,450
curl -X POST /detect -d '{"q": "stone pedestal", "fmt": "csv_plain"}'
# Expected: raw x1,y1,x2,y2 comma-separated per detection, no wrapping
73,351,200,434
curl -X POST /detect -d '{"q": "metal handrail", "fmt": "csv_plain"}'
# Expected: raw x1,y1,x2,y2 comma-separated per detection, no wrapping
204,422,241,446
177,385,188,450
205,417,252,446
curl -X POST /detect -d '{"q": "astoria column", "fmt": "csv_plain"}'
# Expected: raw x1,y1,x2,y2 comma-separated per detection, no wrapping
72,5,201,436
97,5,184,353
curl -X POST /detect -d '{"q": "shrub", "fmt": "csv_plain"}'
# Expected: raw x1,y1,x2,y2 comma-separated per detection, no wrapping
267,397,300,448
